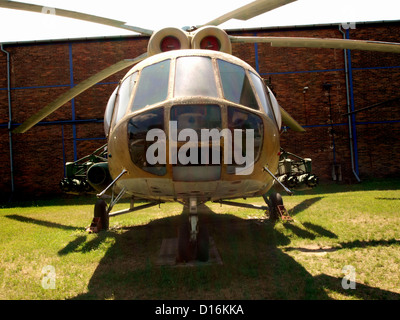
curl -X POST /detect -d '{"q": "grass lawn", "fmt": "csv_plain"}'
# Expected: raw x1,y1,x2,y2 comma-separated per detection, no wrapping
1,178,400,300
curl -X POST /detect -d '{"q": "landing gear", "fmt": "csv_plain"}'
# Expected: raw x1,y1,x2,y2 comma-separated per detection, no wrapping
178,221,192,262
177,198,210,263
197,225,210,262
86,199,109,233
177,221,210,262
263,192,283,221
87,187,162,233
94,199,109,230
269,192,283,221
263,192,293,222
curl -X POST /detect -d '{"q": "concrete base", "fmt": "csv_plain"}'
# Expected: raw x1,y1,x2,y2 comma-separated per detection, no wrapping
156,237,223,267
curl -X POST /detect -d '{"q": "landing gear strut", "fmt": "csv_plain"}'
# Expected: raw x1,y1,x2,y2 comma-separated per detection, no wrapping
177,220,210,262
94,199,109,230
263,192,292,221
177,198,209,262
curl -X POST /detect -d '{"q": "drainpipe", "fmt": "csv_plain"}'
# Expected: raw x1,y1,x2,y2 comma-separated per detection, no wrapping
338,25,361,182
1,44,15,193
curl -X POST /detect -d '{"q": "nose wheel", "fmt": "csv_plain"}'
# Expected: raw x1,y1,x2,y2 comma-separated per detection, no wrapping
177,221,209,262
177,198,210,263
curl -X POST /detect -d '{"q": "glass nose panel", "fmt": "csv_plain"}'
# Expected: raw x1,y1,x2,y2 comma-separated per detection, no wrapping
174,56,218,98
227,106,263,174
128,107,166,176
170,104,221,134
170,104,222,181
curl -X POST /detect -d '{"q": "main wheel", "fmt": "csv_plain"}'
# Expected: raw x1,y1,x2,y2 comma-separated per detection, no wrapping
94,199,109,231
269,192,283,221
196,225,209,262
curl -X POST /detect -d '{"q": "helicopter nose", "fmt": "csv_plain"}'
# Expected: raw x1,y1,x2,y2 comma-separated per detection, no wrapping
126,104,267,179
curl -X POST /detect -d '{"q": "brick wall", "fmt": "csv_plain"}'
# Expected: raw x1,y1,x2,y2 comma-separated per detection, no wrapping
0,21,399,197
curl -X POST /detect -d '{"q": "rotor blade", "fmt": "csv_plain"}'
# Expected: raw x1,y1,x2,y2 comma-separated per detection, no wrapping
342,97,400,116
280,107,305,132
13,52,148,134
230,36,400,53
201,0,297,27
0,0,153,36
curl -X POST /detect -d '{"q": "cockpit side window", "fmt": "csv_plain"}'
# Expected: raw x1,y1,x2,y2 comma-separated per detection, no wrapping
132,59,171,111
248,71,276,124
128,107,166,176
266,86,282,130
227,107,263,174
114,72,138,125
217,59,259,110
104,86,118,135
174,56,218,98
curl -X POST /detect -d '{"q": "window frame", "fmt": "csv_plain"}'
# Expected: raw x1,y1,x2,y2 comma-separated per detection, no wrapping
248,71,280,128
131,59,171,111
216,59,260,111
173,56,219,98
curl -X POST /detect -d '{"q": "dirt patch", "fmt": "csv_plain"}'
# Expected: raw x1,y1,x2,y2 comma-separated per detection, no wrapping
283,244,340,256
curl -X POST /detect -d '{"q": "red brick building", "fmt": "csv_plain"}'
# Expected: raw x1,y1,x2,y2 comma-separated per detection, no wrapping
1,20,400,197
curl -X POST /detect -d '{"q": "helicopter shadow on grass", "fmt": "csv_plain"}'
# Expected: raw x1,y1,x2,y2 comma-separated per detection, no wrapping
6,201,400,299
53,203,400,300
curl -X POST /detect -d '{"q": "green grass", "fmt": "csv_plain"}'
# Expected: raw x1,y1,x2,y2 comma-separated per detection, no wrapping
1,178,400,300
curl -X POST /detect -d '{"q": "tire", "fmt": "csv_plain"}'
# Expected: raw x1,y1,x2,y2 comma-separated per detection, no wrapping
197,225,209,262
269,192,283,221
94,199,109,231
177,222,192,262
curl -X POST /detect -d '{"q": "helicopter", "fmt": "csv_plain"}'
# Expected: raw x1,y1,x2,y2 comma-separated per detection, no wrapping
3,0,400,262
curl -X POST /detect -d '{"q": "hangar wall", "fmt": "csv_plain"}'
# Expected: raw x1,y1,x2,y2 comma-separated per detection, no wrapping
1,21,399,197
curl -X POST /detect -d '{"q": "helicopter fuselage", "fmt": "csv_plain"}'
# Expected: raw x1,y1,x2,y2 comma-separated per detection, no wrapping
104,49,281,205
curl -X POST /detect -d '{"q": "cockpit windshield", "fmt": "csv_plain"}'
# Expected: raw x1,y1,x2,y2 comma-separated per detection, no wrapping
174,56,218,97
132,59,171,111
248,71,275,123
217,59,258,110
120,54,279,133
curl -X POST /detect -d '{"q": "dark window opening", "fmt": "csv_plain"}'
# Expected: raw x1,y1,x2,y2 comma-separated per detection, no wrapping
128,108,166,176
227,107,263,174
